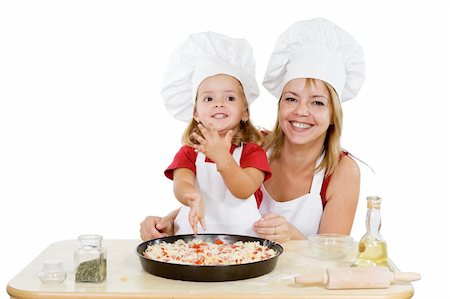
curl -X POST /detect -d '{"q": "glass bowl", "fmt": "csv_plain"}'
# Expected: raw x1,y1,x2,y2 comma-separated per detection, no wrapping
38,259,66,284
308,234,354,260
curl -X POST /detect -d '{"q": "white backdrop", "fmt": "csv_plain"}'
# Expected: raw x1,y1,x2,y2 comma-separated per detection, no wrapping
1,1,449,298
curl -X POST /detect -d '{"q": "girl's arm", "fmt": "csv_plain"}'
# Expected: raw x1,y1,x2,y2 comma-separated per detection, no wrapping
217,157,265,199
173,168,198,205
173,168,206,233
318,155,360,234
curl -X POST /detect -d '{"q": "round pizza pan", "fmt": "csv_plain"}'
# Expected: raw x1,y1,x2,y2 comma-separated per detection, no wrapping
136,234,283,282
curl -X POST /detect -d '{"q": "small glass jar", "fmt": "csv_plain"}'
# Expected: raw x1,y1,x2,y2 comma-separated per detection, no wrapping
74,234,107,283
38,259,66,284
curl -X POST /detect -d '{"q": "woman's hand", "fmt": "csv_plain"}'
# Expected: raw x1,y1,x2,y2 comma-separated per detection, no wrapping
140,210,178,241
253,212,305,242
185,192,206,234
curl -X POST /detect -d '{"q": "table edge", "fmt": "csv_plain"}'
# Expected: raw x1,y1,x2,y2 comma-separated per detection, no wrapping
7,284,415,299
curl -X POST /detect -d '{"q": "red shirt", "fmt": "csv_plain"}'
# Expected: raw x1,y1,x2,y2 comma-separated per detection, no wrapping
164,143,272,207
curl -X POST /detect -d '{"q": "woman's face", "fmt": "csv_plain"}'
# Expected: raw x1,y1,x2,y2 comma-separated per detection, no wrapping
278,78,332,147
194,74,249,135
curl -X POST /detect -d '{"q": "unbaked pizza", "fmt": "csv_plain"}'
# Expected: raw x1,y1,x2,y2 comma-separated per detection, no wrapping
144,238,277,266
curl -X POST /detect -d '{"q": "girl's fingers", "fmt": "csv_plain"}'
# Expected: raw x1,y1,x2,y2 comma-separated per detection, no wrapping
189,214,198,235
200,218,207,231
191,132,206,144
224,129,234,143
197,123,210,138
206,121,217,132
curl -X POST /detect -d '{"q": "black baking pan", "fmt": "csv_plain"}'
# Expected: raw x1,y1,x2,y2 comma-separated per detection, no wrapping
136,234,283,282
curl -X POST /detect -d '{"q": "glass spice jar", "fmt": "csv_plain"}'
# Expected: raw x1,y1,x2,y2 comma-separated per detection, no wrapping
38,259,66,284
74,234,107,283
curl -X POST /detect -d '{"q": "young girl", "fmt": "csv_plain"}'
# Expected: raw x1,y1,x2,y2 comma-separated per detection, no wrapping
161,32,271,236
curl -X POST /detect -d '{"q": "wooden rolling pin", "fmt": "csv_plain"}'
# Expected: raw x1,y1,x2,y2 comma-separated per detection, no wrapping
295,266,421,289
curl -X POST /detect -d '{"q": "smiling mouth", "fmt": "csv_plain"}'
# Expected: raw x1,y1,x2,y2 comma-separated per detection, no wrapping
212,113,228,119
290,121,312,129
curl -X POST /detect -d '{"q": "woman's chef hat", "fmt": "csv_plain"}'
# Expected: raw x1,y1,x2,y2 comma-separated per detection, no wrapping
263,18,365,102
161,31,260,122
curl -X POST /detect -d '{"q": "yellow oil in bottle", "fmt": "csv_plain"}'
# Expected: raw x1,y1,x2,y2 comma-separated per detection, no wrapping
353,196,393,271
353,239,390,268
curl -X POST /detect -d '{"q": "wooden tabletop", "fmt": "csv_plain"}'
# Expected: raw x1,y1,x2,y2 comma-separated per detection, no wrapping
6,239,414,299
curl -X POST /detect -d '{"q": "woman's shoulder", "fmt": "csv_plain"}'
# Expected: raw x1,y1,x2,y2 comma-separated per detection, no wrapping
334,153,360,179
327,153,360,191
321,151,360,206
339,152,359,169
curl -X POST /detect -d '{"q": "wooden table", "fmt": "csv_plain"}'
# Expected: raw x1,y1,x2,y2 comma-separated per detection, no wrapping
7,239,415,299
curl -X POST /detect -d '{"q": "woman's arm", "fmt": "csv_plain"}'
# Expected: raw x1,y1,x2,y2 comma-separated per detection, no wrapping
319,155,360,234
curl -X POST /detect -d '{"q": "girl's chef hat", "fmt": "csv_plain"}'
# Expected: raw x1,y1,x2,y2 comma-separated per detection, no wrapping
161,31,260,122
263,18,365,102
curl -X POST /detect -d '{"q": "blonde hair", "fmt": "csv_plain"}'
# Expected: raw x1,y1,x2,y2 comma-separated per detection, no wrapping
263,78,343,176
181,79,264,146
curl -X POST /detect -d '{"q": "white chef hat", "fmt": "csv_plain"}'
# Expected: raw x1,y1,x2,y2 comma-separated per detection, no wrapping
161,31,260,122
263,18,365,102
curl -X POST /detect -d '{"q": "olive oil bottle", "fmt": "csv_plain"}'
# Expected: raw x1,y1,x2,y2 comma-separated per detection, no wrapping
353,196,393,271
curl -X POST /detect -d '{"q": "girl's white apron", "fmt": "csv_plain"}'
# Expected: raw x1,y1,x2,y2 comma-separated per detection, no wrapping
174,145,260,236
259,159,325,237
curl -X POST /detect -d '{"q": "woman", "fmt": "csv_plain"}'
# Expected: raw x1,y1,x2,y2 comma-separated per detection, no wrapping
141,18,365,242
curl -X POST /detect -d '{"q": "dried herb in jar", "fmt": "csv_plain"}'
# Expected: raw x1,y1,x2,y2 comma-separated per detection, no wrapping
75,255,107,283
74,235,107,283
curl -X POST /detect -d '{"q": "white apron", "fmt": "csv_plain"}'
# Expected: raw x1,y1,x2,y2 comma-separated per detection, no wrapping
259,160,325,237
174,145,261,236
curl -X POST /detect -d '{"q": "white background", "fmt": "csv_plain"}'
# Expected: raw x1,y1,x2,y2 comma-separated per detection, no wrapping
1,1,449,298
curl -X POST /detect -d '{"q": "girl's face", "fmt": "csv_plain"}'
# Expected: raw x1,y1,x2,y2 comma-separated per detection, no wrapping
278,78,332,147
194,74,249,135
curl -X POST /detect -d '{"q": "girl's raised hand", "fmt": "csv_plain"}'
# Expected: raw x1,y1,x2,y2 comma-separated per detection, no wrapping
192,122,234,164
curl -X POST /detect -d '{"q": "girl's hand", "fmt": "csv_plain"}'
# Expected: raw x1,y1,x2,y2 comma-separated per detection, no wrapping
192,122,234,166
253,212,298,243
185,192,206,234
